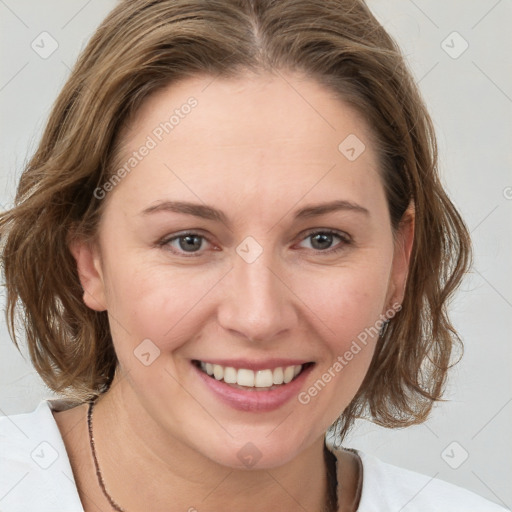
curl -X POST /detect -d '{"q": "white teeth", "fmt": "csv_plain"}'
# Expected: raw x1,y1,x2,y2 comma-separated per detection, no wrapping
213,364,224,380
197,362,305,388
272,367,284,385
283,366,295,384
237,369,255,387
223,366,237,384
255,369,273,388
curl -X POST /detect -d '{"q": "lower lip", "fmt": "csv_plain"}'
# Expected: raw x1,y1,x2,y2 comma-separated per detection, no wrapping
192,362,314,412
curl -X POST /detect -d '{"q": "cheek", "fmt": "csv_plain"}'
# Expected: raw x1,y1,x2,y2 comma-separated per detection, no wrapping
296,288,382,426
291,258,391,414
104,260,220,352
103,264,214,401
295,259,391,345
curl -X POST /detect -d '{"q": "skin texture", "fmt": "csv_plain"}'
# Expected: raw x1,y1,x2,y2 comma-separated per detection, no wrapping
58,71,414,511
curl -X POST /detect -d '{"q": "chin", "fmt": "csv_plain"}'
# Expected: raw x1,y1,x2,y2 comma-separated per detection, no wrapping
193,427,319,471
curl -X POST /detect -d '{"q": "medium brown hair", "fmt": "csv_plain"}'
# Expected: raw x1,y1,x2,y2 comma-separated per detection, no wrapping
0,0,471,439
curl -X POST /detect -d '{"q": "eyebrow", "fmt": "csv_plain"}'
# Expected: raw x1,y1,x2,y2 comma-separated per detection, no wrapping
140,199,370,226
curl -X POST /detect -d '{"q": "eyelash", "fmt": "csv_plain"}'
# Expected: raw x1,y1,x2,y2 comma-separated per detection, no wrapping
157,229,352,258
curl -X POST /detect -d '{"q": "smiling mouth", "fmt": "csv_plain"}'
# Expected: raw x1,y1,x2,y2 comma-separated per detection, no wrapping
192,360,314,391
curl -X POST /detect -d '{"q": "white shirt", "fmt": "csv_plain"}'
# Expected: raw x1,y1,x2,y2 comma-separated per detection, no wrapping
0,399,507,511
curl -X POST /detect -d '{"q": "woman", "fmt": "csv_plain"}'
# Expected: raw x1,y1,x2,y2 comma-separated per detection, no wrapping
0,0,506,510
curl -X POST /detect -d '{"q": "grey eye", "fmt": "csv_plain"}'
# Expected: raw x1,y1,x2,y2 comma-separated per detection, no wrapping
175,234,204,252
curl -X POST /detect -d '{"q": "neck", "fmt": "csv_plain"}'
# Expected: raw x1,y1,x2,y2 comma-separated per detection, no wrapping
91,379,332,512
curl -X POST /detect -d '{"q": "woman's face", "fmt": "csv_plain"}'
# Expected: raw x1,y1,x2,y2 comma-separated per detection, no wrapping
72,71,413,469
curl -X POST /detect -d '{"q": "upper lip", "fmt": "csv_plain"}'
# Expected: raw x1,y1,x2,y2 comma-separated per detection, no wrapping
192,358,314,371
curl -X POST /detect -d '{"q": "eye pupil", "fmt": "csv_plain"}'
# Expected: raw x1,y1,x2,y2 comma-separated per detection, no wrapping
311,233,333,250
179,235,202,252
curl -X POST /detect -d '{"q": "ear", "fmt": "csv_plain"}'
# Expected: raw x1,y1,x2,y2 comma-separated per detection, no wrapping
68,238,108,312
386,202,415,308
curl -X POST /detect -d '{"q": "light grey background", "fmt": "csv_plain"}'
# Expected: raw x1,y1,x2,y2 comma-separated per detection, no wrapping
1,0,511,508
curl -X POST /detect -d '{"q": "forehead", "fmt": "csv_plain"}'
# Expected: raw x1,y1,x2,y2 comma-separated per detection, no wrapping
106,71,384,216
122,71,375,153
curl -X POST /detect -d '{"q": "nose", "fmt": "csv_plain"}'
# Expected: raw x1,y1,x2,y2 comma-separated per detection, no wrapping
216,250,298,343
